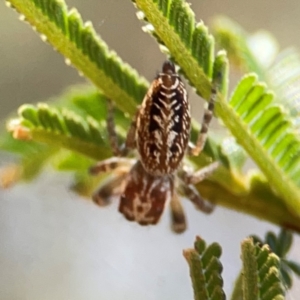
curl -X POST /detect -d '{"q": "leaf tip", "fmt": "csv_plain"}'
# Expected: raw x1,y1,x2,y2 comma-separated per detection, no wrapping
6,119,32,141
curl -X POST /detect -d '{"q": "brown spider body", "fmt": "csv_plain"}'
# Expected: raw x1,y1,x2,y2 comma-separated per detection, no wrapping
136,61,191,176
90,60,218,232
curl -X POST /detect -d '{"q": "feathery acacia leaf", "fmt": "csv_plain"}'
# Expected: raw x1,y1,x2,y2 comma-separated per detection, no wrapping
52,149,103,197
250,229,300,291
8,103,111,161
183,236,225,300
213,16,300,125
133,0,217,99
241,238,285,300
228,73,300,189
0,85,119,185
267,48,300,122
7,0,148,115
0,130,57,182
212,16,275,80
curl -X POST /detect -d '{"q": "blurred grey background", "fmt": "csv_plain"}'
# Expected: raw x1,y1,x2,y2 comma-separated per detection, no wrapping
1,0,300,299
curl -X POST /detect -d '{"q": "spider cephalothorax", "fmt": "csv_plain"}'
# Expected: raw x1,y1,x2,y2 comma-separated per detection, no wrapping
90,61,218,233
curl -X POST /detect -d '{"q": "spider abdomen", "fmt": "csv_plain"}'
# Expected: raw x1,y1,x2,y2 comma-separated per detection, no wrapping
136,61,191,176
119,161,173,225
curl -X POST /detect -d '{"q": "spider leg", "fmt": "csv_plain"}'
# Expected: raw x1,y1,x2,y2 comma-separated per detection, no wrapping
89,157,135,206
181,161,219,185
169,192,187,234
188,84,217,156
125,105,140,150
92,172,127,206
89,157,135,175
182,78,219,212
106,100,123,156
178,181,215,213
91,97,139,204
90,97,140,208
106,100,139,156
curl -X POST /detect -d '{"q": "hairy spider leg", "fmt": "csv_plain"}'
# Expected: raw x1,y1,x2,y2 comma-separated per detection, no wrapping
168,161,218,232
106,100,123,156
92,173,128,206
169,192,187,233
174,81,219,220
89,157,135,175
106,100,139,156
90,99,142,218
181,161,219,185
188,84,217,156
89,157,135,206
177,179,215,214
89,125,173,226
175,159,218,214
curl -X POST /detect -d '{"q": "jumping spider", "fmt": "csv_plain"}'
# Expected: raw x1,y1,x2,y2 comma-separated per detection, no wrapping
90,61,219,233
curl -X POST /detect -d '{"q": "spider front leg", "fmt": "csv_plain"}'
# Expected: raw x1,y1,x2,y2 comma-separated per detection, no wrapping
106,100,138,156
188,84,217,156
89,98,140,209
91,172,127,206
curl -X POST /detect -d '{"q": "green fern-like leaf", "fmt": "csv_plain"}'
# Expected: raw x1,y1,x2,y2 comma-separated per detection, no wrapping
251,229,300,290
212,16,277,80
133,0,218,99
7,0,148,116
183,236,225,300
0,130,57,181
0,84,127,185
213,16,300,125
5,86,300,232
267,48,300,120
228,74,300,188
241,238,285,300
52,149,103,197
8,103,111,160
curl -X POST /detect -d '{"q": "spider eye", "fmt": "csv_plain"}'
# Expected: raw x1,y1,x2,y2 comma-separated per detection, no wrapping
162,60,176,74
